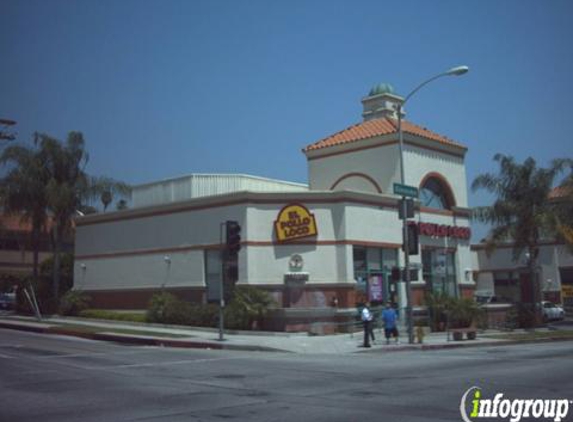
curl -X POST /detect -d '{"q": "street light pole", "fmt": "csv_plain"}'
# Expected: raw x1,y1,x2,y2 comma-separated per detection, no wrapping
397,65,469,344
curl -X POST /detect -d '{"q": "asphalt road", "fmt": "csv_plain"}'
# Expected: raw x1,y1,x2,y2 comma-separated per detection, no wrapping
1,328,572,422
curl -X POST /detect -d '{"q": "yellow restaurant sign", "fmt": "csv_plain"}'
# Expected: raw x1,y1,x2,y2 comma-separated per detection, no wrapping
562,284,573,298
274,204,318,242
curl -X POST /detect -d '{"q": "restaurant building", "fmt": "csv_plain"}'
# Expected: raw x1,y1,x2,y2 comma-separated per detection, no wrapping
74,84,475,330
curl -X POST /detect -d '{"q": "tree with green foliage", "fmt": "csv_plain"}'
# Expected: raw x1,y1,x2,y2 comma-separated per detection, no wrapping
90,176,131,212
0,138,50,280
472,154,572,324
1,131,130,304
37,132,92,300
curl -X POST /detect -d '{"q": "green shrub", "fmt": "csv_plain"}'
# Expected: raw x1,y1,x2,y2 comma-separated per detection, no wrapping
448,298,483,329
79,309,147,323
426,293,484,330
40,253,75,296
514,303,537,328
59,290,91,316
189,304,219,327
224,301,250,330
425,292,453,331
146,292,193,325
146,287,274,329
225,286,275,330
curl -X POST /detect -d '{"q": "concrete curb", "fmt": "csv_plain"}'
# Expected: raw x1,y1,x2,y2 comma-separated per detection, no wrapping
362,336,573,353
2,319,572,354
0,320,288,353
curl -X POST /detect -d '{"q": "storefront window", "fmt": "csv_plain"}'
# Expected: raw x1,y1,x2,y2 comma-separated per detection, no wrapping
420,177,451,210
422,249,457,297
353,246,398,304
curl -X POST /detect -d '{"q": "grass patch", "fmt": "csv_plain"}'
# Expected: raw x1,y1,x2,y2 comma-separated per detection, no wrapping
102,328,190,338
79,309,147,323
483,330,573,341
48,323,191,338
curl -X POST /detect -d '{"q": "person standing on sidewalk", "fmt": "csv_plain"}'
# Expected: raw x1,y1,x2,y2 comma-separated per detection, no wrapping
382,301,399,345
361,302,374,347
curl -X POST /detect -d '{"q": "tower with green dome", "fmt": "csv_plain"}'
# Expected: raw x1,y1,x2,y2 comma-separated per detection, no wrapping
362,82,405,121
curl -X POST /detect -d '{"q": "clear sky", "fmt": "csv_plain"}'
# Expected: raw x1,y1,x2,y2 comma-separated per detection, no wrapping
2,0,572,241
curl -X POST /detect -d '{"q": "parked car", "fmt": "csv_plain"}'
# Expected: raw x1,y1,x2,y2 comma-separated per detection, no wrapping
0,292,15,311
542,301,565,322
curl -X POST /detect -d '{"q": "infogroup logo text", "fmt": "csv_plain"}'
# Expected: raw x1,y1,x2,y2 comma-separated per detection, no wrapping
460,386,571,422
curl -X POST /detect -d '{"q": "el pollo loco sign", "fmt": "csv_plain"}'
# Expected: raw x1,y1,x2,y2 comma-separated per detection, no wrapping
417,222,471,240
274,204,318,242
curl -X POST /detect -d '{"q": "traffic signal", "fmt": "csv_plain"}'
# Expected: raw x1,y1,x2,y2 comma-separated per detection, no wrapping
225,220,242,257
391,266,401,282
402,222,419,256
398,198,415,219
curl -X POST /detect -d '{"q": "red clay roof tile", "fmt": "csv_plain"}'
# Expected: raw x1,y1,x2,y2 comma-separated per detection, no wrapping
549,185,572,199
304,117,465,153
0,215,56,233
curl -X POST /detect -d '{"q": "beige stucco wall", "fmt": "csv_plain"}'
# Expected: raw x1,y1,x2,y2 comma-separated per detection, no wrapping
307,136,468,208
405,145,468,207
74,191,474,298
307,138,400,194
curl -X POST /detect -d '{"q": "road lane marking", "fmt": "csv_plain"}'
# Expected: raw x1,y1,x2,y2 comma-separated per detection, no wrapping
109,356,244,369
34,349,149,359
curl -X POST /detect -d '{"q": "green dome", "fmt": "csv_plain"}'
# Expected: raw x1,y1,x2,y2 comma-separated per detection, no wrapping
368,83,395,96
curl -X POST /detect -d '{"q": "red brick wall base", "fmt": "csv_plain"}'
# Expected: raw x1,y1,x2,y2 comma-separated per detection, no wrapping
83,287,205,309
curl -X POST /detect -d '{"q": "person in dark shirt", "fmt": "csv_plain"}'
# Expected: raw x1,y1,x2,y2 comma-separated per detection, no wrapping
382,302,399,344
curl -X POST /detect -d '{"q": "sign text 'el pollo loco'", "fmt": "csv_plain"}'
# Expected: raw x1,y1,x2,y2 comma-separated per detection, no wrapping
274,204,318,242
417,222,471,240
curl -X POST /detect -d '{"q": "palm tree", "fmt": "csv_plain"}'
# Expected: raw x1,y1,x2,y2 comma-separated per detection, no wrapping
0,140,50,280
2,131,130,304
37,132,91,300
90,176,131,212
472,154,572,323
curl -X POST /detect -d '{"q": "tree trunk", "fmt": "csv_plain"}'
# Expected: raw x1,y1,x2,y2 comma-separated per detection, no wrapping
528,246,542,327
52,223,63,301
31,226,40,282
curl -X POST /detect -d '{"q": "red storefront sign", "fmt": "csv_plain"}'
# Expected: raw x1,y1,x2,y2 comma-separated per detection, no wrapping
416,222,471,240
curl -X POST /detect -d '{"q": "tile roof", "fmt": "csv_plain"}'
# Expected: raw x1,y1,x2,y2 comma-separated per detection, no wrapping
304,117,466,153
0,215,56,233
549,185,572,199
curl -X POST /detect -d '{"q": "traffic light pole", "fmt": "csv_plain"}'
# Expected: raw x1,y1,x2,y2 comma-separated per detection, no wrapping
218,222,225,341
398,105,415,345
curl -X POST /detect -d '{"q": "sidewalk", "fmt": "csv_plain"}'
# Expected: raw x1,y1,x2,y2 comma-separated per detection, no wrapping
1,313,571,354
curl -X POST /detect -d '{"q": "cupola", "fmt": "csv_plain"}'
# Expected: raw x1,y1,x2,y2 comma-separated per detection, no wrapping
361,83,405,121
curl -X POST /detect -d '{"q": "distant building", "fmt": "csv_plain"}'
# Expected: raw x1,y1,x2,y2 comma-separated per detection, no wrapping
0,216,47,282
472,186,573,312
0,214,75,285
74,83,475,331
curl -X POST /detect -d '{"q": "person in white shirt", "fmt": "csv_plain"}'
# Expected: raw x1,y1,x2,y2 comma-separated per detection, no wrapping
361,302,375,347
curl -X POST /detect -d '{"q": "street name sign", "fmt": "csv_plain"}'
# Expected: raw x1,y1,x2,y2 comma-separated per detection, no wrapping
393,183,419,198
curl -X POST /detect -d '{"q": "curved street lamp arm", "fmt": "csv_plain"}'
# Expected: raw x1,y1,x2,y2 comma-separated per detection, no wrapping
403,72,450,105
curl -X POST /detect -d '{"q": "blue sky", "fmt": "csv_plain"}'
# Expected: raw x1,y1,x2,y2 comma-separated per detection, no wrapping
1,0,572,241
